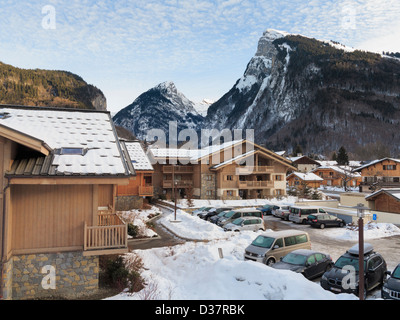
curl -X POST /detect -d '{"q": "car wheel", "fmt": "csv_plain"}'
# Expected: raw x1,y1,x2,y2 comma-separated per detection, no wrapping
339,222,344,227
266,258,275,266
302,219,307,225
320,224,325,229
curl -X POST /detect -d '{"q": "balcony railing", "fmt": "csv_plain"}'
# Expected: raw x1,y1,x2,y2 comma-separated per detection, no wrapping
83,212,128,256
239,181,274,188
236,166,274,174
163,180,194,188
163,166,194,173
139,186,154,196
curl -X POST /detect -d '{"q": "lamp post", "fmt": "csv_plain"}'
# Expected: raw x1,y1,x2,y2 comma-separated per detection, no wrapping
354,203,369,300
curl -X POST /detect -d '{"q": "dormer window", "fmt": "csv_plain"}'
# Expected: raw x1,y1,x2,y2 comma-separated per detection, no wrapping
60,148,85,156
0,112,11,119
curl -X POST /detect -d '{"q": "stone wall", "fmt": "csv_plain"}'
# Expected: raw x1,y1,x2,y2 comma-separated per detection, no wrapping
115,195,143,211
1,258,13,300
11,251,99,300
200,173,216,199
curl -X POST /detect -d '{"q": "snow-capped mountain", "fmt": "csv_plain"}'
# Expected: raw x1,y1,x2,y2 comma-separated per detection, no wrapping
112,81,204,141
204,29,400,154
194,99,215,117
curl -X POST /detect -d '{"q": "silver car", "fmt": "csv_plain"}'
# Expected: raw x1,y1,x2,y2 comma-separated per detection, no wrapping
223,217,266,232
274,205,291,220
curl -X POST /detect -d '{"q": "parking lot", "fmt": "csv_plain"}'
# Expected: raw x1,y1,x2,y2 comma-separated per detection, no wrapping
261,214,400,299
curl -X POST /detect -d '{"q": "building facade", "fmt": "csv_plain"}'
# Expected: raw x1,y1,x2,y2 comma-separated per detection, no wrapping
149,140,296,200
0,106,131,300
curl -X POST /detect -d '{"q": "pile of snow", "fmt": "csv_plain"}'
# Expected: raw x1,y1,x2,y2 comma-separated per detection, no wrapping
159,208,230,241
118,207,161,238
324,222,400,241
165,197,298,209
108,232,356,300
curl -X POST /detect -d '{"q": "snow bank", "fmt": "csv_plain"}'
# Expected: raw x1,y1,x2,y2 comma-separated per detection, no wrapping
108,233,356,300
323,222,400,241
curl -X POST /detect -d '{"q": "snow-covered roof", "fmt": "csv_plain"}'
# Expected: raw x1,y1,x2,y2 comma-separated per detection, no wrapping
211,150,256,169
149,140,245,162
287,172,324,181
353,158,400,172
312,165,361,178
123,141,153,171
0,106,129,176
365,188,400,201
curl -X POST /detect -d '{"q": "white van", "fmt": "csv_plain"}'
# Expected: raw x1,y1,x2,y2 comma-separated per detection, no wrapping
244,230,311,266
217,208,263,227
288,206,327,224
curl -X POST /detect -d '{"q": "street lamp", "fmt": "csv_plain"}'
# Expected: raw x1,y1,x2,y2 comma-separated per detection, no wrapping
354,203,370,300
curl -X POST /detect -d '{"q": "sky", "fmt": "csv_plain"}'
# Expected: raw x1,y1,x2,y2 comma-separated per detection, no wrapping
0,0,400,113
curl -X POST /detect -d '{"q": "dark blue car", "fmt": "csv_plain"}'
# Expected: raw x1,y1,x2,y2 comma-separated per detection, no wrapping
256,204,279,215
382,263,400,300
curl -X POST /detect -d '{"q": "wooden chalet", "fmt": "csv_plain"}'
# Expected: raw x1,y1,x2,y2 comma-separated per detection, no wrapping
312,165,361,189
286,172,323,190
0,105,132,300
116,140,154,210
353,158,400,192
149,139,296,200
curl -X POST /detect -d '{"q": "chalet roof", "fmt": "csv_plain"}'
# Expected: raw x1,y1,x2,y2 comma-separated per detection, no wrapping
365,188,400,201
312,165,361,178
287,172,324,182
149,139,296,170
353,158,400,172
287,155,320,165
0,105,130,177
122,141,153,171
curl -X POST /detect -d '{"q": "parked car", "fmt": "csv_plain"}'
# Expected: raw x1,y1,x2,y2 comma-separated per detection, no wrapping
244,230,311,266
217,208,263,227
199,207,233,220
256,204,279,215
273,205,291,220
209,210,234,224
289,206,327,224
382,263,400,300
320,243,387,298
272,249,333,280
307,213,346,229
224,217,266,232
192,207,213,216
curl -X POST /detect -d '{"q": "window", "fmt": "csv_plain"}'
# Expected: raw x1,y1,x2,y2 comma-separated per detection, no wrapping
226,175,233,181
60,147,85,155
206,190,213,196
275,175,282,181
205,175,213,181
295,234,308,244
383,165,397,170
227,190,234,196
284,236,296,246
274,238,283,248
315,253,324,262
307,255,316,265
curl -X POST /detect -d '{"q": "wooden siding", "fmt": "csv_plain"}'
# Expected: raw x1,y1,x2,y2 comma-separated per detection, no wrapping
373,193,400,214
11,184,94,253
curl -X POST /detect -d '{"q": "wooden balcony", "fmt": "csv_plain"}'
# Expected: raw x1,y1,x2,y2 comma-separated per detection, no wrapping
163,180,194,188
139,186,154,196
239,181,274,188
236,166,274,175
163,165,194,173
83,212,128,256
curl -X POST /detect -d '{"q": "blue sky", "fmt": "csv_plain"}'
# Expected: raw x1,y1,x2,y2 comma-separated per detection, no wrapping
0,0,399,113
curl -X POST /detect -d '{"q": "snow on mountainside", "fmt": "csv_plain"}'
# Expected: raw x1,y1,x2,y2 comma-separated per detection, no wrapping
194,99,215,117
112,81,204,141
204,28,400,155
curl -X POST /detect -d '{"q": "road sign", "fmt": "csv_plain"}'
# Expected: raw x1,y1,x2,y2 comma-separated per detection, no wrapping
373,214,377,221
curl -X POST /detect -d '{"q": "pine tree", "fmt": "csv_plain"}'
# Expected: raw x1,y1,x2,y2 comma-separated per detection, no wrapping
337,146,349,165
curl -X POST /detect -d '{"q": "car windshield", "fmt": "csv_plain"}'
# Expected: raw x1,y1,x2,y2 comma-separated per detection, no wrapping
217,211,229,217
308,215,317,220
232,218,244,226
224,211,236,218
392,266,400,279
251,236,275,248
334,256,366,272
282,253,308,266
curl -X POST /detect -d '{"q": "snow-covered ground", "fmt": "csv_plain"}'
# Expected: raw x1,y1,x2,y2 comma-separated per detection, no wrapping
107,200,400,300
